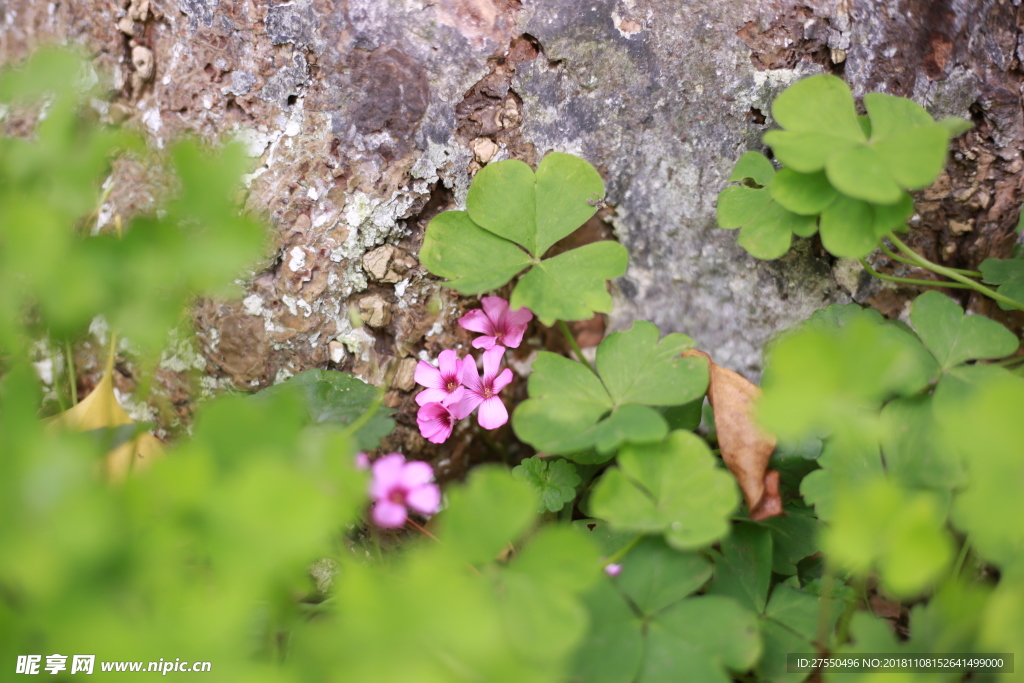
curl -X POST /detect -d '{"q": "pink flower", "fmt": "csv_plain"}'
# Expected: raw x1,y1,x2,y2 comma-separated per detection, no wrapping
604,563,622,577
417,402,458,444
369,453,441,528
459,296,533,350
454,346,514,430
355,452,371,470
414,349,465,407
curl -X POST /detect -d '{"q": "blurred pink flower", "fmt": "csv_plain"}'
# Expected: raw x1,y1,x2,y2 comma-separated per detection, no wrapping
355,452,371,470
604,563,622,577
417,402,458,444
458,296,533,350
454,346,514,430
414,349,465,407
369,453,441,528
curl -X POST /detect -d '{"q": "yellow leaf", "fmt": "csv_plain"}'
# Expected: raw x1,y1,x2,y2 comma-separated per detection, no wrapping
46,341,163,481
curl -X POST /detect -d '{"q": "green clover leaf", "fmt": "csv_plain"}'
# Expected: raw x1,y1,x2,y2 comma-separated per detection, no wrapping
937,371,1024,567
496,526,601,662
708,523,773,614
570,538,760,683
716,151,818,260
706,523,843,682
511,456,581,512
420,153,628,325
589,431,739,550
880,395,966,491
512,321,709,457
824,475,954,597
980,257,1024,311
910,291,1018,370
759,304,938,442
763,75,969,205
758,510,823,576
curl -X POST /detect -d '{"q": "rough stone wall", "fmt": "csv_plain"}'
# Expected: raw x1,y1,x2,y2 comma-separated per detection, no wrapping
2,0,1022,461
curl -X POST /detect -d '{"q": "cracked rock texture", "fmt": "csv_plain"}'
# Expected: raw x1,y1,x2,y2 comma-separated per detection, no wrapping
3,0,1023,451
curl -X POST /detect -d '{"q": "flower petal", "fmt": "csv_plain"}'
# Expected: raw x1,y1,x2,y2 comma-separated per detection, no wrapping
451,393,482,420
399,461,435,488
461,354,484,393
370,453,406,499
417,404,453,443
491,367,514,395
505,306,534,328
481,296,509,323
414,361,445,390
415,387,450,406
441,384,465,406
458,309,493,335
471,335,498,350
406,483,441,515
481,345,506,383
438,349,462,380
477,397,509,429
372,500,408,528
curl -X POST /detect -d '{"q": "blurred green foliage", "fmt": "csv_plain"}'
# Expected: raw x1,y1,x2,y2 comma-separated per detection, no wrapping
0,47,265,357
4,47,1024,683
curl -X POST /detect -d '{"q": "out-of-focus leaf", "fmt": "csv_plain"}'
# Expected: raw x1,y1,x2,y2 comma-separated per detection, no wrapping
252,369,394,450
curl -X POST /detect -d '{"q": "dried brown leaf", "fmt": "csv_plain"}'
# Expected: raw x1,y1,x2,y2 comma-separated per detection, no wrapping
683,349,780,520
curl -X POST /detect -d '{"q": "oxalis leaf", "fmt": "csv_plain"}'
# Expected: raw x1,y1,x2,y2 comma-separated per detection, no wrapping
512,321,709,458
763,75,969,205
824,475,954,598
980,257,1024,311
589,430,739,550
759,303,938,442
717,151,818,260
909,290,1018,370
252,369,394,451
511,456,581,513
420,153,629,325
570,538,760,683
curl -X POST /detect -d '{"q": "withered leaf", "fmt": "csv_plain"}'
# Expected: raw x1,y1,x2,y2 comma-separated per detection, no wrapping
683,350,780,520
46,343,163,482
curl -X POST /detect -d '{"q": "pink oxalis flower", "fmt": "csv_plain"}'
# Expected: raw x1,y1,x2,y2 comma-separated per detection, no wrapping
417,402,459,444
369,453,441,528
455,346,514,430
414,349,465,407
604,563,623,577
459,296,533,350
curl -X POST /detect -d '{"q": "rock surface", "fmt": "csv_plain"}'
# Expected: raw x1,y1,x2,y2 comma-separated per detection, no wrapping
2,0,1022,438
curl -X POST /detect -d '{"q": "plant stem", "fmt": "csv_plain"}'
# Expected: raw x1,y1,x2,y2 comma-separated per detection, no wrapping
878,241,982,278
816,571,835,650
859,259,974,290
953,538,971,579
342,391,383,441
558,320,596,373
406,517,441,543
888,234,1024,312
834,574,865,646
65,340,78,406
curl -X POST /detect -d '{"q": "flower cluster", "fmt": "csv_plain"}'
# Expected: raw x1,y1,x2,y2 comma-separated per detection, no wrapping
415,296,532,444
359,452,441,528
